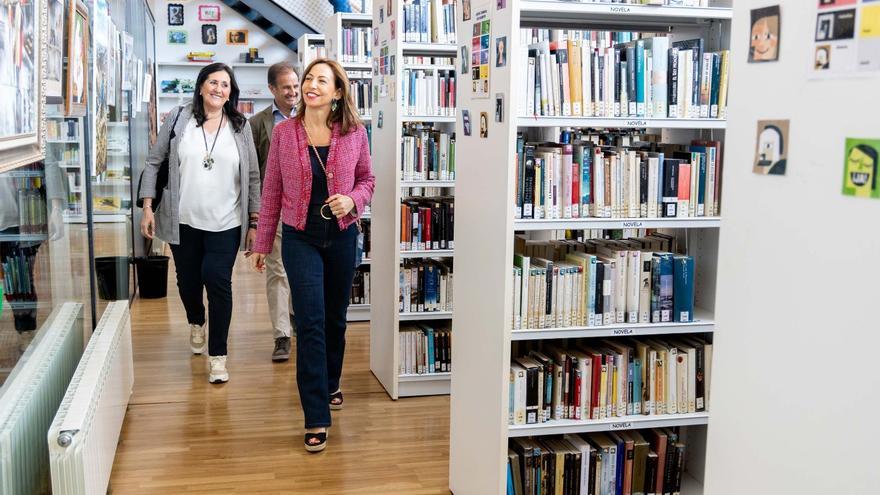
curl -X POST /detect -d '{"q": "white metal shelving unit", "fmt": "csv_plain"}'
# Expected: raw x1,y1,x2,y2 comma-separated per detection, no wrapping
46,116,86,223
296,34,326,75
369,1,458,399
449,1,731,494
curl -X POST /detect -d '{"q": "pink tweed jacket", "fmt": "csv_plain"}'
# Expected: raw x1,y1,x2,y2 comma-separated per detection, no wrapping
253,118,374,254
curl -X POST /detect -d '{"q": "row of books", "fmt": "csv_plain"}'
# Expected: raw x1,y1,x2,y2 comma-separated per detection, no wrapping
47,119,80,140
349,77,372,117
340,26,371,64
519,29,730,120
402,55,454,66
399,259,454,313
510,335,712,425
399,323,452,375
402,68,457,117
401,197,455,251
360,220,372,259
47,147,79,165
514,133,722,220
2,250,36,299
508,427,688,495
513,234,696,330
350,267,371,305
402,124,456,181
10,179,48,235
401,0,457,45
575,0,710,5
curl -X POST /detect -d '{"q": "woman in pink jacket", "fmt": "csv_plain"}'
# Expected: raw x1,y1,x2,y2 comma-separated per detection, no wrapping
251,59,374,452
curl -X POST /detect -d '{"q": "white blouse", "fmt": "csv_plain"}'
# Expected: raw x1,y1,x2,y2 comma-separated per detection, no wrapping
177,116,241,232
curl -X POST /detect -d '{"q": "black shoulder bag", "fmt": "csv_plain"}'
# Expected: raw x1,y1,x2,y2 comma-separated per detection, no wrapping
136,107,183,210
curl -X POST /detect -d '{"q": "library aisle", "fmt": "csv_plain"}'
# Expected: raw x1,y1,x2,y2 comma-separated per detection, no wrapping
109,255,451,494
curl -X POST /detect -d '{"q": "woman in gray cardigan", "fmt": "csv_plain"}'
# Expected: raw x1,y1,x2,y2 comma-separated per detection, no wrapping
139,63,261,383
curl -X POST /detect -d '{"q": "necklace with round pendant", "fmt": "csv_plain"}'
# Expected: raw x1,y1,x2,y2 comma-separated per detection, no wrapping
201,113,224,171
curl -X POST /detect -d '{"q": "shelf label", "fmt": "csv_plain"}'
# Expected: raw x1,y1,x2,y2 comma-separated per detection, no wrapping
625,120,648,127
611,422,632,430
621,221,644,228
609,6,632,13
613,328,634,336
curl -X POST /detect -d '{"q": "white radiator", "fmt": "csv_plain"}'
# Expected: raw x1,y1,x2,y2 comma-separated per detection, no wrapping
48,301,133,495
0,302,85,495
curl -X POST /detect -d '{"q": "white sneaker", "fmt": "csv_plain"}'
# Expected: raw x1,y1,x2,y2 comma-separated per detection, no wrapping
208,355,229,383
189,323,207,354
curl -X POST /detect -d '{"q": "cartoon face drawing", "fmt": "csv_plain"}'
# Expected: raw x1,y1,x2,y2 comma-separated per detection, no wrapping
750,16,779,61
757,127,782,166
845,144,878,196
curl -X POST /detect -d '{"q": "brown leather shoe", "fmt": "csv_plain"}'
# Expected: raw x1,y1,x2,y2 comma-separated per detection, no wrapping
272,337,290,362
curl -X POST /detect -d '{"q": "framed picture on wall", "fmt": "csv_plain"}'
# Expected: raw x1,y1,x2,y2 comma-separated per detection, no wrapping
226,29,248,45
0,0,46,172
46,0,65,101
66,0,89,116
202,24,217,45
168,3,184,26
198,5,221,22
168,29,188,44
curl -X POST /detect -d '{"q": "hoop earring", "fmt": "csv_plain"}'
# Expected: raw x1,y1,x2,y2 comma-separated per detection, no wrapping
331,99,338,112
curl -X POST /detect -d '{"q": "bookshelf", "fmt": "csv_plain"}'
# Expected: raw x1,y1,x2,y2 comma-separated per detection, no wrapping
448,2,730,494
46,116,86,223
296,34,326,75
369,0,458,399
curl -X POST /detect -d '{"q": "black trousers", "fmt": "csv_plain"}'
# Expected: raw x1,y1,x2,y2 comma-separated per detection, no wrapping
169,223,240,356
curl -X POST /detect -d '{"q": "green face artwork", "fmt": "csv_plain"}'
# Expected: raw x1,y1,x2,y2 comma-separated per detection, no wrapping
843,140,880,199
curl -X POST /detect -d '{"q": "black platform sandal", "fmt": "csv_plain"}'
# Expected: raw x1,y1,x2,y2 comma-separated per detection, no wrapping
304,431,327,453
329,390,343,410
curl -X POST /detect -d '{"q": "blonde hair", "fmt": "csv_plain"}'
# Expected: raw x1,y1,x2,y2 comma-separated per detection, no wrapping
295,58,362,135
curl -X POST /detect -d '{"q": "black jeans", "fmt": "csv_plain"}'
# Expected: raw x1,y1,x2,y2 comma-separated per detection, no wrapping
282,207,357,428
169,223,241,356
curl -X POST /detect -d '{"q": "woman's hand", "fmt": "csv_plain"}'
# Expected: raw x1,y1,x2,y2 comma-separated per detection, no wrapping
140,206,155,239
244,228,257,256
326,194,355,218
251,253,267,272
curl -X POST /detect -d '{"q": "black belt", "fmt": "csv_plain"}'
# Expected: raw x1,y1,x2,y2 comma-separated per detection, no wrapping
308,203,334,220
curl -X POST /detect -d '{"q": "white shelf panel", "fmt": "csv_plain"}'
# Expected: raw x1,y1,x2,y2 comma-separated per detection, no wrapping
401,180,455,188
519,1,732,26
359,115,372,122
158,61,210,66
400,249,454,259
347,304,370,322
399,311,453,321
517,116,727,130
402,115,456,123
401,42,458,55
230,63,269,68
343,62,371,70
0,233,48,242
399,372,451,382
159,93,194,99
340,12,372,24
512,309,714,341
360,258,371,265
403,64,456,71
46,139,80,144
508,412,709,438
514,216,721,231
398,373,451,397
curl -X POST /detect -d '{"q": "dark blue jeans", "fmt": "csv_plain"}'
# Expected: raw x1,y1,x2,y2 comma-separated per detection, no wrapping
282,208,357,428
169,223,241,356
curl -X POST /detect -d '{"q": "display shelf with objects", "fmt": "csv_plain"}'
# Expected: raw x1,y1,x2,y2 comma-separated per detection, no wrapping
369,0,459,400
325,13,373,119
46,116,86,223
449,1,730,494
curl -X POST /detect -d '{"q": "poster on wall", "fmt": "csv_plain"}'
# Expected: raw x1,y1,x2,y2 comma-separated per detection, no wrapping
810,1,880,78
753,120,790,176
0,0,45,172
92,0,111,176
66,0,89,116
470,5,491,99
748,6,780,63
47,0,65,100
842,138,880,199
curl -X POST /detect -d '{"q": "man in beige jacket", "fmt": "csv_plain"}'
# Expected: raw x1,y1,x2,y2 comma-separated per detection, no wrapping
249,62,299,361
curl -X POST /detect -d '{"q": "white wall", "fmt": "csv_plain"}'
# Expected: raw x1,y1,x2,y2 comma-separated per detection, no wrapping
705,1,880,494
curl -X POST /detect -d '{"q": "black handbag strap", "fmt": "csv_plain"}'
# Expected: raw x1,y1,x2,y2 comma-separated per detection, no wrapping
168,105,184,140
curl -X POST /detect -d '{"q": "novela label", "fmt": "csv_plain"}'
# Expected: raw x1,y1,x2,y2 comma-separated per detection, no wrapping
626,120,647,126
613,328,634,335
611,422,632,430
609,6,631,13
622,221,643,228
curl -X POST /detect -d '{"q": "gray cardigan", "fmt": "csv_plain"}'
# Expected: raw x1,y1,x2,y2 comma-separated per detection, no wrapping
138,104,261,249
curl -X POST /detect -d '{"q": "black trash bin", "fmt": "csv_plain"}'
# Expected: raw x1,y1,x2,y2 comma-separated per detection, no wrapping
95,256,130,300
134,255,169,298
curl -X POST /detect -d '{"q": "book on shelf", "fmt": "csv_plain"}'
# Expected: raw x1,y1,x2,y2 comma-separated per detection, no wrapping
350,266,371,305
399,259,454,313
399,322,451,375
6,177,48,235
518,29,729,120
400,197,454,251
403,55,454,66
349,76,372,117
508,427,689,495
514,130,722,220
47,119,80,140
341,26,372,64
402,67,456,116
401,123,456,181
512,234,698,330
402,0,457,45
509,336,711,426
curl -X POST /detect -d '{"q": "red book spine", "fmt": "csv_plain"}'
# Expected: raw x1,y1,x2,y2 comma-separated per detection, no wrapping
423,207,432,249
591,353,602,419
573,367,582,420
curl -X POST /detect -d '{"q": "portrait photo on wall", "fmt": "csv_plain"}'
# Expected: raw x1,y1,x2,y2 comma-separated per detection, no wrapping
815,9,855,42
226,29,248,45
198,4,221,22
842,138,880,199
815,44,831,70
753,120,790,176
749,6,780,62
168,3,184,26
202,24,218,45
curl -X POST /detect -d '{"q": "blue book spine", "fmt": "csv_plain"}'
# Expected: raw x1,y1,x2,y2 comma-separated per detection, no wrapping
615,436,625,495
636,41,646,116
627,355,634,415
651,256,661,323
582,145,591,213
507,461,515,495
659,254,674,322
633,358,642,414
426,328,435,373
673,255,695,322
691,146,708,215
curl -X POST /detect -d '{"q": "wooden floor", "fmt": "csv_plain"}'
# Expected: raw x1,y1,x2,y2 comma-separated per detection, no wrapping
110,253,452,494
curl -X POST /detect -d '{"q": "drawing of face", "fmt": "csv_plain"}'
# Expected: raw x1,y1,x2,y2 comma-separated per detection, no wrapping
757,127,782,167
751,17,779,60
845,145,878,196
815,46,830,69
